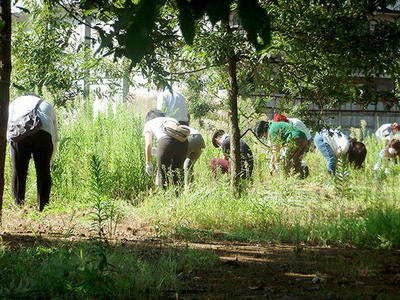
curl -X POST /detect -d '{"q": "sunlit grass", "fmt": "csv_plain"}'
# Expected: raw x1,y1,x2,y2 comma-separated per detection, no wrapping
2,99,400,248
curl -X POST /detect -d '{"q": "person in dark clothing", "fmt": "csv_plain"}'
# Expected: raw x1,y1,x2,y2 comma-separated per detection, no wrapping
143,110,188,189
211,129,253,179
7,95,59,211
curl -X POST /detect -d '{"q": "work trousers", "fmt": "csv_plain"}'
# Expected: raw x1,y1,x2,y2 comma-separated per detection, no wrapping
10,130,53,211
314,133,336,175
285,137,307,178
211,158,231,177
156,135,188,189
184,133,205,186
210,157,253,179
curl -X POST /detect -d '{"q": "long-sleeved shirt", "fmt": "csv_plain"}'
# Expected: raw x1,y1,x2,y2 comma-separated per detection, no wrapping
8,95,59,161
374,149,397,178
157,88,189,123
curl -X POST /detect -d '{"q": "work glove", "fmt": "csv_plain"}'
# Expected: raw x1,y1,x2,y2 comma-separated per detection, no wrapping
145,162,153,176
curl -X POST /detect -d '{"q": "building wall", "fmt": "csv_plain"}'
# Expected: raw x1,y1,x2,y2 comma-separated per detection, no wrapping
263,97,400,137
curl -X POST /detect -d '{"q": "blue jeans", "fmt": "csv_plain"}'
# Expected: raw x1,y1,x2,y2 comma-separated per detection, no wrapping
314,133,336,175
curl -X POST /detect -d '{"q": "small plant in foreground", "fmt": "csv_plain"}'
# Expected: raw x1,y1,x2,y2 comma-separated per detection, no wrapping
333,155,351,199
87,154,120,242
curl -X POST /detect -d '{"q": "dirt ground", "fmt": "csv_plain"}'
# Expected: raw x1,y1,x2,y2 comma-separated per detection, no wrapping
1,209,400,299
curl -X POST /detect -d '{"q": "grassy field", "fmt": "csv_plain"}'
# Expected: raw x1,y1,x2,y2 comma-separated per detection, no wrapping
1,100,400,298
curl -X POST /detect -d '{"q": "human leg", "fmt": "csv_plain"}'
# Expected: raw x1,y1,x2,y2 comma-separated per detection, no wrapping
285,138,307,177
157,137,174,189
10,140,32,205
171,139,188,186
314,133,336,175
184,134,205,186
32,131,53,211
210,158,230,177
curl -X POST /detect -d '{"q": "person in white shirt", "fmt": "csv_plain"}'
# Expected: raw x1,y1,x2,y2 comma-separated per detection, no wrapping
184,126,205,188
157,87,190,125
143,110,204,189
374,139,400,179
288,118,312,142
7,94,59,211
143,110,188,189
314,129,367,175
375,123,400,141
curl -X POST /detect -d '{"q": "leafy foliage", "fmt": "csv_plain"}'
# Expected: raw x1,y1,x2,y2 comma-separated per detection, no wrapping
333,155,352,199
11,0,82,105
57,0,270,66
11,0,130,106
250,0,400,113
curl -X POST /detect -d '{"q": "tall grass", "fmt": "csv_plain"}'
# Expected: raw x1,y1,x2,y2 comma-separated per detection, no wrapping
2,99,400,248
136,127,400,248
3,98,152,211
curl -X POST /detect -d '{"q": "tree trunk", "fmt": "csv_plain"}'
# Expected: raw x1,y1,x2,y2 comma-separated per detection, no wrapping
0,0,12,226
222,19,241,191
227,52,241,190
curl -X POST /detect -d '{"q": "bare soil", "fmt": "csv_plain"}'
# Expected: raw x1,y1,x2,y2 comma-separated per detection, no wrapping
1,208,400,299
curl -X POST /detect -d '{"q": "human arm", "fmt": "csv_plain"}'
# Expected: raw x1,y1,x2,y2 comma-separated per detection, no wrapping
50,106,59,163
144,131,153,164
144,131,154,176
374,149,386,179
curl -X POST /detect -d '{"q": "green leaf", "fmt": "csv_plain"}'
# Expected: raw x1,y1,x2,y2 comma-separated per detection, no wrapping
205,0,232,25
125,0,160,64
177,0,195,45
0,21,4,32
238,0,271,51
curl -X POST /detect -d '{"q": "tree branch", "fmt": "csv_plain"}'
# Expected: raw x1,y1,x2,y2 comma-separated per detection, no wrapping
56,1,97,31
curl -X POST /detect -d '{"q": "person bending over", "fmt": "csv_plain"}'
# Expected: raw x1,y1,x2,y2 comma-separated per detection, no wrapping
374,139,400,180
143,110,188,188
314,129,366,175
272,114,312,177
7,94,59,211
254,120,307,178
211,129,253,179
375,123,400,142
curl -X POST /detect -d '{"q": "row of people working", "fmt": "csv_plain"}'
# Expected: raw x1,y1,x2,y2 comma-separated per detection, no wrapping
6,94,399,212
144,110,400,188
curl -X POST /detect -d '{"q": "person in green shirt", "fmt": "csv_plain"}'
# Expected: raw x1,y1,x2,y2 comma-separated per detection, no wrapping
254,120,307,178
